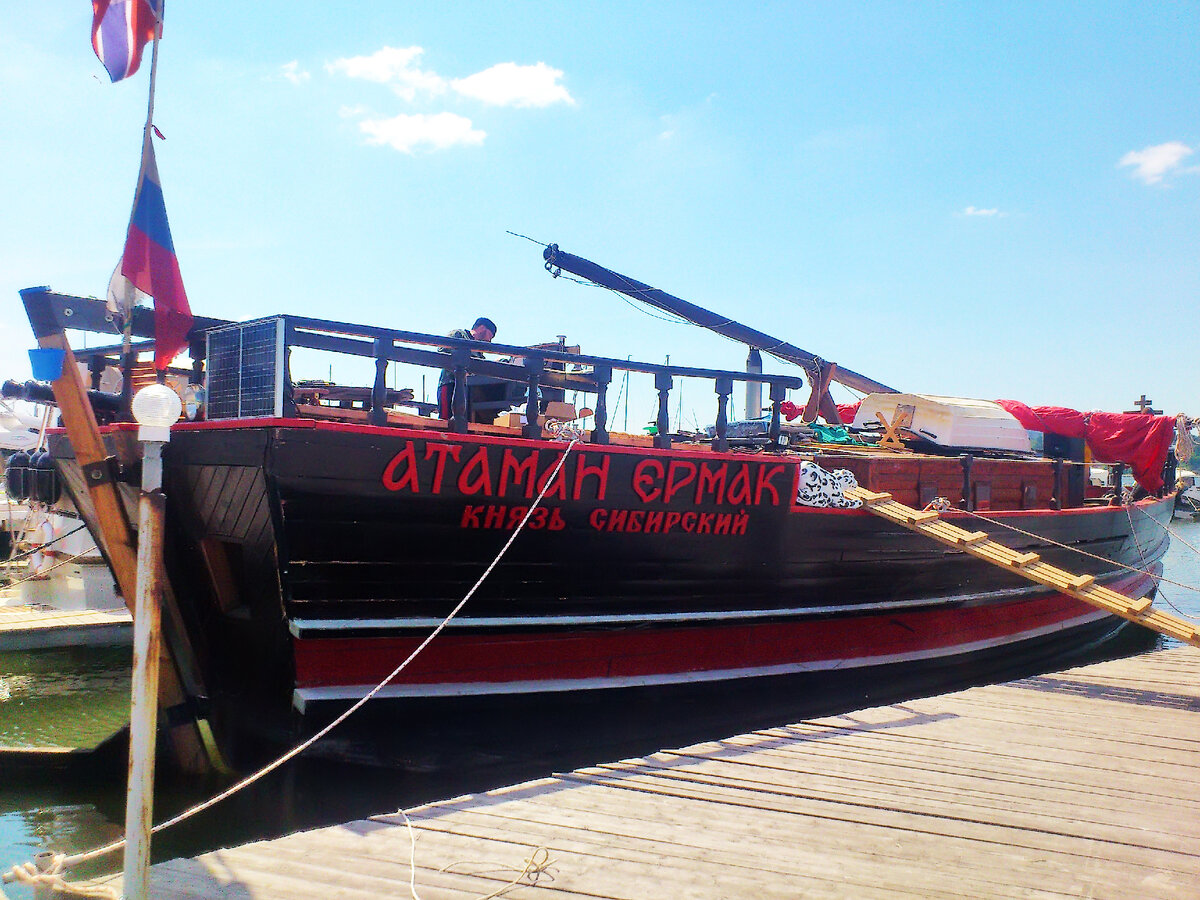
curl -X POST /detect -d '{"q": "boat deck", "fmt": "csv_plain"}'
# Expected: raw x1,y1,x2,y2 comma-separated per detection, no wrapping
91,646,1200,898
0,604,131,651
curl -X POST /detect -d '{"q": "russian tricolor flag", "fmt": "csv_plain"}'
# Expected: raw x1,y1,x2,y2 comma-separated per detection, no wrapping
122,140,193,370
91,0,160,82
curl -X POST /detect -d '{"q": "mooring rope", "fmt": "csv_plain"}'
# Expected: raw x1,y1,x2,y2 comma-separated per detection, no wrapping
3,430,584,888
924,498,1200,595
1125,502,1200,620
3,520,90,566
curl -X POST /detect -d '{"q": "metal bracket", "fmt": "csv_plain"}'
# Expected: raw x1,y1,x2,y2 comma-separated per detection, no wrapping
81,456,122,488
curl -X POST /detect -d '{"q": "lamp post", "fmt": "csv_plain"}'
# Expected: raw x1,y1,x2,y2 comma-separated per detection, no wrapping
123,382,181,900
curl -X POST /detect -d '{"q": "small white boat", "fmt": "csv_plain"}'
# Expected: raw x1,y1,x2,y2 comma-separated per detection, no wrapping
1175,470,1200,520
0,510,130,650
1,399,128,650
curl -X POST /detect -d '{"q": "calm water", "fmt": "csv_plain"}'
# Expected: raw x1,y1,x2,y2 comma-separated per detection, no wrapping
3,518,1200,895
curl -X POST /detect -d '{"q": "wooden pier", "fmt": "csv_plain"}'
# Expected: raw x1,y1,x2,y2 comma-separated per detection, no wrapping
0,604,131,651
95,647,1200,898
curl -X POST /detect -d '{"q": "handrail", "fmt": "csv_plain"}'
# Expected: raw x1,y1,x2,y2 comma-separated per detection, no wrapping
18,290,806,451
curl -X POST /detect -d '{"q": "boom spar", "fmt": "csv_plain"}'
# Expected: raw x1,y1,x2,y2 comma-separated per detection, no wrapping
541,244,897,397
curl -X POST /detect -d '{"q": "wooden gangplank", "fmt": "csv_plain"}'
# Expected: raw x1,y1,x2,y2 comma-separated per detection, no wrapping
843,486,1200,648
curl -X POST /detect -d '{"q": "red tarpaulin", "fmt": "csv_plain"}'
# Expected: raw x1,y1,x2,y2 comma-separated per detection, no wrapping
996,400,1176,493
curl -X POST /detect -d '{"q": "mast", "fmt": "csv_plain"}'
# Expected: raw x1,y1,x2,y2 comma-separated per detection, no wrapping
542,244,897,397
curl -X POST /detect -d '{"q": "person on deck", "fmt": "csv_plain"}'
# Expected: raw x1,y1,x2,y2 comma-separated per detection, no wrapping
437,317,497,419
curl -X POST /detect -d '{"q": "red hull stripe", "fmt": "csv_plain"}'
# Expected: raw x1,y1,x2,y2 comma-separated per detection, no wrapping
290,576,1151,707
293,608,1113,709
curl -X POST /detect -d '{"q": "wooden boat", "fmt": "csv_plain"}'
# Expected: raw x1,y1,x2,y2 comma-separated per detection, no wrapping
15,247,1179,765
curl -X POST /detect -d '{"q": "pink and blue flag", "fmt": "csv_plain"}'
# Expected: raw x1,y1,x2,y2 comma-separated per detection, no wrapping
91,0,160,82
121,140,193,369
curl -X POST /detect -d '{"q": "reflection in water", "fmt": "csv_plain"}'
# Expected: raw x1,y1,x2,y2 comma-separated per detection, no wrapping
1,520,1198,895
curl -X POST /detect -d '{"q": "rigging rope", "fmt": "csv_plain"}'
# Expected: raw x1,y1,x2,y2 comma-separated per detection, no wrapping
924,498,1200,595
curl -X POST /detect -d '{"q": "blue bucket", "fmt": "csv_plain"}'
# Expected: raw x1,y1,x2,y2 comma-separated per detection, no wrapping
28,347,66,381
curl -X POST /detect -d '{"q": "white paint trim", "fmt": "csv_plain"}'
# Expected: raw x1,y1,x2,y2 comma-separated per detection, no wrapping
287,586,1039,637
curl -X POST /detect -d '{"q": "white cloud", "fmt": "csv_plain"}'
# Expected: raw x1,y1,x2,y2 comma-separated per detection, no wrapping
280,61,310,85
1118,141,1194,185
451,62,574,108
963,206,1001,217
326,46,446,101
359,112,485,153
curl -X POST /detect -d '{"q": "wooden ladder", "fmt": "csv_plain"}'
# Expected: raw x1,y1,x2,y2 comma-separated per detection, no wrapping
843,486,1200,648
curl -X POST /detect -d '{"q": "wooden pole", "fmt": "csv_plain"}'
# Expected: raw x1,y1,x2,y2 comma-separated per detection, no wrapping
25,318,219,773
122,480,165,900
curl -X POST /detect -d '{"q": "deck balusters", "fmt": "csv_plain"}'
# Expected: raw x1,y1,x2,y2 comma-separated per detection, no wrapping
592,365,611,445
524,356,544,439
768,382,787,446
369,338,389,426
713,376,732,452
654,372,673,449
450,348,470,434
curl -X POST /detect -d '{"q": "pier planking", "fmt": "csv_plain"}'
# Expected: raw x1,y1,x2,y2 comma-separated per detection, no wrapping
91,647,1200,898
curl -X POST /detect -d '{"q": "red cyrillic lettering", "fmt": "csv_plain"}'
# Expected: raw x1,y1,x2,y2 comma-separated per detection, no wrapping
663,511,682,533
548,509,567,531
644,511,665,532
499,448,538,499
727,465,752,505
483,505,506,528
424,443,461,494
714,513,733,535
731,510,749,535
457,446,494,496
681,511,697,532
572,453,610,501
536,454,569,500
460,505,482,528
754,464,787,506
529,508,548,529
664,461,698,504
589,508,608,530
627,510,645,532
697,512,714,534
507,506,529,528
382,442,420,492
696,463,727,505
632,459,664,503
608,509,629,532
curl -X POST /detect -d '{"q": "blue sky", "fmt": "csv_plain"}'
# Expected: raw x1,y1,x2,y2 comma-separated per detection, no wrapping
1,3,1196,424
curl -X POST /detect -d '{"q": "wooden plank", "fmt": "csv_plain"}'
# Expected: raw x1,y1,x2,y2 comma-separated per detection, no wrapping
33,332,219,773
842,485,1199,648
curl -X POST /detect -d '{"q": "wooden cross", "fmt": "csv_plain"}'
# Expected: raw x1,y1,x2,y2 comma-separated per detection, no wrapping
1125,394,1162,415
875,403,915,450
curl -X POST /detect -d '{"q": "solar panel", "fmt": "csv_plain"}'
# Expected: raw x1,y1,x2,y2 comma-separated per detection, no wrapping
205,318,285,419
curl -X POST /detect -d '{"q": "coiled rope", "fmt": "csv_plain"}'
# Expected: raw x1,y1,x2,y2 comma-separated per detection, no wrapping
3,430,583,893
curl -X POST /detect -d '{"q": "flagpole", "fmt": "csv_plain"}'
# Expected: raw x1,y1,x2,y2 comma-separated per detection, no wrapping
119,2,166,416
123,7,168,899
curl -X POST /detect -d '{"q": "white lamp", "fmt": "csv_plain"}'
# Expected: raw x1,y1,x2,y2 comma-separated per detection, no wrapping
131,383,182,443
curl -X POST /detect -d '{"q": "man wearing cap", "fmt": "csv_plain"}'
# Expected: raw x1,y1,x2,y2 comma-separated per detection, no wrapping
437,317,497,420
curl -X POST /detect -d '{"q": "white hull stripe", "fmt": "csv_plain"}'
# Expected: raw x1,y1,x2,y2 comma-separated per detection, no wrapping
287,584,1053,636
291,608,1112,712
